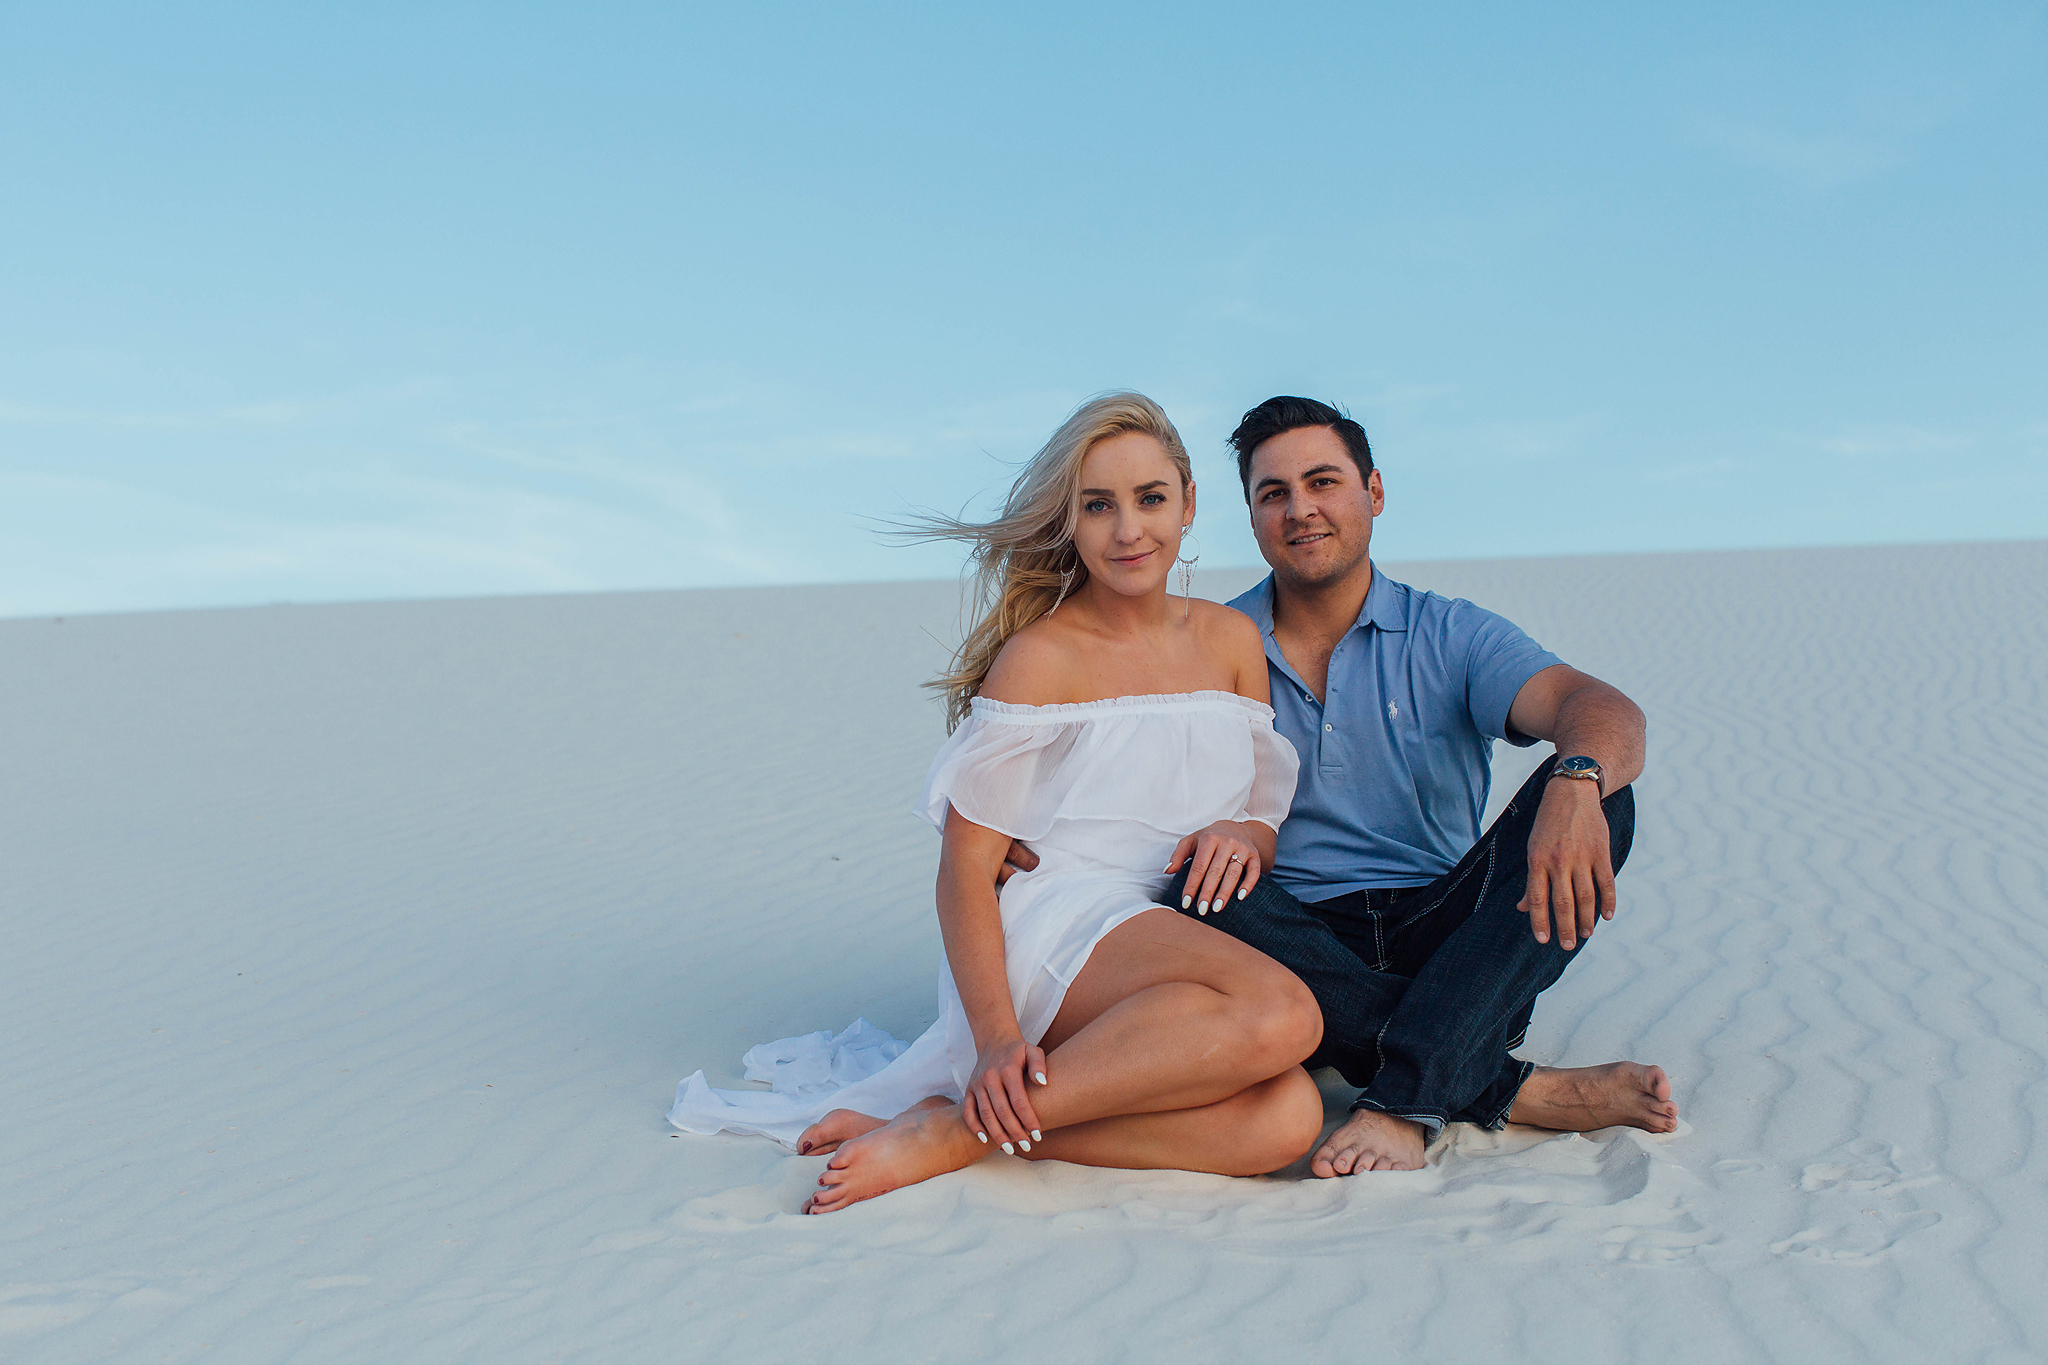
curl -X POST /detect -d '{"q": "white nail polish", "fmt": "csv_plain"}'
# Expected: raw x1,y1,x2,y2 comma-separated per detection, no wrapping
1198,900,1209,914
1181,895,1192,909
1031,1130,1042,1141
1001,1142,1015,1155
977,1131,988,1143
1034,1072,1047,1085
1237,888,1248,900
1018,1140,1031,1152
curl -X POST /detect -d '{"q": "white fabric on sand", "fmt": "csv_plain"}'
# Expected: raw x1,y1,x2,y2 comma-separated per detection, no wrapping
742,1019,910,1096
668,690,1300,1147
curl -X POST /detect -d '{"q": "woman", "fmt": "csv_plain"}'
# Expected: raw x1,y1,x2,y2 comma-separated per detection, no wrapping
670,392,1324,1212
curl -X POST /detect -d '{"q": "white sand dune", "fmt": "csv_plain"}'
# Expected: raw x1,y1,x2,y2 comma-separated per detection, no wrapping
4,541,2045,1363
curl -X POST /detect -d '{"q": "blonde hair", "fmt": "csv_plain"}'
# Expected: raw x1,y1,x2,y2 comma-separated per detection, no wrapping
901,392,1193,731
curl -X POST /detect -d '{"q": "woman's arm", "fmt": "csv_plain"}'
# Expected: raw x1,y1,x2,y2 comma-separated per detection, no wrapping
936,807,1047,1153
1162,603,1281,913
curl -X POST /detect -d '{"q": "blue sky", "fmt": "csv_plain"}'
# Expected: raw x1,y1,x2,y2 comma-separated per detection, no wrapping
3,2,2044,616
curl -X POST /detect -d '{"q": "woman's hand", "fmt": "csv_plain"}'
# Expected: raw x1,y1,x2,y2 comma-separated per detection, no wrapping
963,1034,1048,1154
1165,821,1265,916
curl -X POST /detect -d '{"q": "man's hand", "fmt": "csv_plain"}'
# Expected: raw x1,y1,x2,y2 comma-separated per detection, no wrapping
995,840,1040,889
1517,777,1615,950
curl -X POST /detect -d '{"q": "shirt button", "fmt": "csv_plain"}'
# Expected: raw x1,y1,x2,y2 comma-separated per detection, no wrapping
1324,723,1334,732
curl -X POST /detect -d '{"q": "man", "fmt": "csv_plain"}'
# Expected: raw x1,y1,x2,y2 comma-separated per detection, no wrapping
1187,395,1676,1174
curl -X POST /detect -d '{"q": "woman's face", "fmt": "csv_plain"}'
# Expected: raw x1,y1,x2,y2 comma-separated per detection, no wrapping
1070,431,1193,600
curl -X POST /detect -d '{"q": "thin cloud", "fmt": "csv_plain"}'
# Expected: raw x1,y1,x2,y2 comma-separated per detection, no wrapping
1821,427,1974,458
1690,115,1906,189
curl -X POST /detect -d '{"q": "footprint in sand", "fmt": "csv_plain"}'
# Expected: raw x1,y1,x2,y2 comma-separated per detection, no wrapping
1770,1210,1941,1263
1597,1212,1718,1264
1771,1139,1941,1262
1797,1138,1936,1194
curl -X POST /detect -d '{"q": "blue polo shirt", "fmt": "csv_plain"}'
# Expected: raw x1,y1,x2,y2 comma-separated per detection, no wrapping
1230,568,1563,900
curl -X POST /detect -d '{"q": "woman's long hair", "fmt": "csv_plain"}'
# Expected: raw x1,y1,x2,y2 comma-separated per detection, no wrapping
902,391,1193,731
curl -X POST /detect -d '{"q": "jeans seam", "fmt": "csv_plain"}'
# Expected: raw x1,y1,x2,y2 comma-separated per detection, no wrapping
1387,827,1495,937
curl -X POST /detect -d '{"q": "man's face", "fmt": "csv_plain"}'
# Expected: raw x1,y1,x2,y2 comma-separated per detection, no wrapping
1245,426,1384,590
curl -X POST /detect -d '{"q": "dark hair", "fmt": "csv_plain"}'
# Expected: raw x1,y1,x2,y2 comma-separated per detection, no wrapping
1228,396,1374,501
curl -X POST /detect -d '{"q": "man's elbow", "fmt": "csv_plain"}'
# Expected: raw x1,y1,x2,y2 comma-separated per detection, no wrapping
1617,690,1646,743
1597,684,1646,748
1564,677,1646,768
1603,687,1648,780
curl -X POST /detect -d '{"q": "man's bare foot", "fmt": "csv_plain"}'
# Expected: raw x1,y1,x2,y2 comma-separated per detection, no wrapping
1310,1108,1428,1176
1508,1062,1678,1134
797,1097,949,1156
802,1101,986,1213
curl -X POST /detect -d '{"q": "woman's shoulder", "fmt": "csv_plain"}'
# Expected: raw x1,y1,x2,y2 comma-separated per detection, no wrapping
977,614,1085,707
1187,597,1263,649
1187,599,1270,699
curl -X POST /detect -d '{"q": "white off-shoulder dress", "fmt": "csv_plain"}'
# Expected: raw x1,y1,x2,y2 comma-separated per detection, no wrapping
668,690,1301,1147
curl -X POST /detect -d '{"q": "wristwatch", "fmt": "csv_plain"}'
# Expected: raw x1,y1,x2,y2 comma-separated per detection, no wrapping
1549,755,1604,791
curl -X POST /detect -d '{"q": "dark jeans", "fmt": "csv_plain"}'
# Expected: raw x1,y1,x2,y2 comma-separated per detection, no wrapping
1170,764,1635,1136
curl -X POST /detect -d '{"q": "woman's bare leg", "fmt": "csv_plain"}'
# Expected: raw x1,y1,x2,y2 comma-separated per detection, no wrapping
1024,1066,1323,1176
806,910,1321,1212
1029,908,1322,1115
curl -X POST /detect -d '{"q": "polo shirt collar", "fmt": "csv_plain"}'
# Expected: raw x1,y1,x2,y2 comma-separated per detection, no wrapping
1239,565,1405,637
1355,563,1408,633
1240,575,1278,633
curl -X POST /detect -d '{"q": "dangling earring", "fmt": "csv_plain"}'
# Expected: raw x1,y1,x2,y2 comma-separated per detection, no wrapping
1047,562,1076,616
1176,527,1200,618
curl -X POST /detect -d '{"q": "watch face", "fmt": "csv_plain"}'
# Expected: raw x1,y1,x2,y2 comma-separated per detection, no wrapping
1561,756,1599,775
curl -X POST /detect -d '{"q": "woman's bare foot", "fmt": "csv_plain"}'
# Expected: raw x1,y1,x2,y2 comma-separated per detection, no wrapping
802,1101,986,1213
797,1097,949,1156
1508,1062,1678,1133
1310,1108,1428,1176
